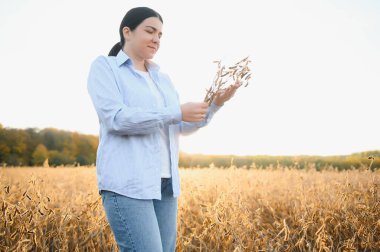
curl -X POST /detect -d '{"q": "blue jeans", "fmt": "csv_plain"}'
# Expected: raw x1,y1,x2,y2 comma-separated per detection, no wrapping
100,178,178,252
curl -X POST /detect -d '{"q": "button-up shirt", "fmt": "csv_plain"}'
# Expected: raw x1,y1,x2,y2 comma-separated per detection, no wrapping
87,49,222,200
136,69,172,178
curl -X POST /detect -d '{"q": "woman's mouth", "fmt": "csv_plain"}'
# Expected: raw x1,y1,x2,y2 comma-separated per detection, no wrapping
148,46,157,52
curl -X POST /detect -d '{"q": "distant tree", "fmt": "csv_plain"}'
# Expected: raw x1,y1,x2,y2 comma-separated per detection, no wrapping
32,144,48,166
41,128,67,151
0,143,10,165
1,129,28,166
74,133,97,165
25,128,42,166
48,150,75,166
0,125,9,164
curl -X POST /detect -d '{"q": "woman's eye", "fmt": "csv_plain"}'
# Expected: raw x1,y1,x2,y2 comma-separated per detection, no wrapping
146,30,153,34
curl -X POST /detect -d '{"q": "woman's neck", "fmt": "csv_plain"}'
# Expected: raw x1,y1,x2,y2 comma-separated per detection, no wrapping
122,48,147,72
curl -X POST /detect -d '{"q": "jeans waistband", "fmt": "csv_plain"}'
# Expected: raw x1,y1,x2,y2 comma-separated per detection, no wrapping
161,177,171,184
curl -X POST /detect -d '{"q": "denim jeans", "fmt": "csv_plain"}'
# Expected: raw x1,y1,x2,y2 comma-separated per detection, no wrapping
100,178,178,252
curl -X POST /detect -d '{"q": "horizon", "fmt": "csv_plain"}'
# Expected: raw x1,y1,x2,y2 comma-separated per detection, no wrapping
0,122,378,158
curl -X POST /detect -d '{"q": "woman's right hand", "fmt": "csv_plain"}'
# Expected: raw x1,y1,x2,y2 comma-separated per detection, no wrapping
180,102,209,122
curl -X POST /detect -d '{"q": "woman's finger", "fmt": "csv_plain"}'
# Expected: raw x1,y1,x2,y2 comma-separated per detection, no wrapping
197,114,205,120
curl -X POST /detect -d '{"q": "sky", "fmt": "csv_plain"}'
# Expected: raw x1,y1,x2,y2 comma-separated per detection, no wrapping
0,0,379,156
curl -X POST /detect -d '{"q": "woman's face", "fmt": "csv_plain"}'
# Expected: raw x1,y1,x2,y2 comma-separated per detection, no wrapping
124,17,163,61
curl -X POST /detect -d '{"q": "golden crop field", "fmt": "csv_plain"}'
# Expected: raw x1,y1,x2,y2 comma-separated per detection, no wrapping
0,166,379,251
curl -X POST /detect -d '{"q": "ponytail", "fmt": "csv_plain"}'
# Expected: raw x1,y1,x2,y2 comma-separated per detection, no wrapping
108,42,122,56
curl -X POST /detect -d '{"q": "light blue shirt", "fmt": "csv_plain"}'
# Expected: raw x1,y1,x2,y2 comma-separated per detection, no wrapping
87,49,222,200
136,69,172,178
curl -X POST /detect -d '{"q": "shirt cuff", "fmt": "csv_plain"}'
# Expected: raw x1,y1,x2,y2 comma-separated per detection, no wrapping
210,101,223,113
168,105,182,124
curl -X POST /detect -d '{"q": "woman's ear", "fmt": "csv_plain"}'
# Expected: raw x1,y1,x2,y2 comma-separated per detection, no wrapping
122,26,132,41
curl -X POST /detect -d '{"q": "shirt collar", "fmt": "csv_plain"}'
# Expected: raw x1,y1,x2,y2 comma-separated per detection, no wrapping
116,49,160,71
116,49,131,67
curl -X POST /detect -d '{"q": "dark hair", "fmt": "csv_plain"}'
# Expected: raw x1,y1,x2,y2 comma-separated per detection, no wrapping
108,7,163,56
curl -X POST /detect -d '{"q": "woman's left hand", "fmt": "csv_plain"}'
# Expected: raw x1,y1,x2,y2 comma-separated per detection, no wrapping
212,81,242,106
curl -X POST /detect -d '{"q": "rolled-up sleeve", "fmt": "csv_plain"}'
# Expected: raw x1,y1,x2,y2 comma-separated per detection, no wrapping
87,56,182,135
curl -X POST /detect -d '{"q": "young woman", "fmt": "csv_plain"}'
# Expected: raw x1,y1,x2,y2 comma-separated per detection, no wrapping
87,7,240,252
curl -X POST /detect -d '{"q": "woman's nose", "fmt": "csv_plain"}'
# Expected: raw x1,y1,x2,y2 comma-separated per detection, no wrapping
152,34,160,43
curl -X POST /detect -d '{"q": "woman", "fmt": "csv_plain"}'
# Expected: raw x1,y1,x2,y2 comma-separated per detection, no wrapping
87,7,240,252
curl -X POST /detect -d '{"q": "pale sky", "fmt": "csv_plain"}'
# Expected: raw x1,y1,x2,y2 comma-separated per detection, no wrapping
0,0,379,156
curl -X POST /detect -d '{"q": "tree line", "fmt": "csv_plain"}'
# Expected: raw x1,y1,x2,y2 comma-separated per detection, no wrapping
0,123,378,169
0,124,97,166
179,151,380,170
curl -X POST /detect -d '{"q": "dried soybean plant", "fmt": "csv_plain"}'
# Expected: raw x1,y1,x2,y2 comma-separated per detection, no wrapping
204,56,252,105
368,155,375,170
